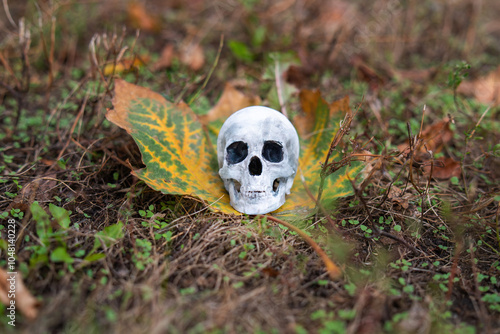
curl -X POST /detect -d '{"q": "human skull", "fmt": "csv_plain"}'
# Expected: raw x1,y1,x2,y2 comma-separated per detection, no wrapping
217,106,300,215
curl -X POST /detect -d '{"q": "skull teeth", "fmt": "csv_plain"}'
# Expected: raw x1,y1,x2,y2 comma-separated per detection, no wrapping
230,178,281,201
246,191,266,199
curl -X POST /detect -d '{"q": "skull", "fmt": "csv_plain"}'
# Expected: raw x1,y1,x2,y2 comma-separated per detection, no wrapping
217,106,300,215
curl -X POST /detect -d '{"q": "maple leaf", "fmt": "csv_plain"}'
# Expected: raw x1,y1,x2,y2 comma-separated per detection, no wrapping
107,79,235,213
279,90,361,216
199,82,262,125
107,80,364,218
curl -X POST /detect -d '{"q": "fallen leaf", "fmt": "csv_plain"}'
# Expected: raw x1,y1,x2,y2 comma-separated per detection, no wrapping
127,2,161,32
152,41,205,72
108,79,235,213
179,43,205,71
293,90,350,137
284,65,311,88
107,80,364,217
351,56,386,91
387,186,410,209
261,267,280,278
199,82,262,124
398,118,453,156
388,67,438,83
420,119,453,153
293,90,321,137
0,269,40,320
297,1,355,49
458,65,500,105
39,158,55,166
283,91,362,214
152,44,175,71
423,157,461,180
103,56,148,76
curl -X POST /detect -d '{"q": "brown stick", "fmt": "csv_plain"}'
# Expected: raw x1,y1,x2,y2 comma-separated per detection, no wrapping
262,215,342,280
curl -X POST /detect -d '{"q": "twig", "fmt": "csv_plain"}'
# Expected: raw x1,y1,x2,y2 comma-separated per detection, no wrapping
38,177,77,193
347,174,421,255
496,202,500,252
188,34,224,105
316,104,355,210
405,122,423,195
14,18,31,130
262,215,342,280
298,169,341,232
469,242,491,333
376,156,409,208
2,0,17,28
89,34,109,92
468,105,491,140
54,89,90,163
275,59,288,118
0,52,21,88
461,105,492,200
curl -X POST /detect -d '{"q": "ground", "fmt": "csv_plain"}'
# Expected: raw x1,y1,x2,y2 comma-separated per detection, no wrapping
0,1,499,333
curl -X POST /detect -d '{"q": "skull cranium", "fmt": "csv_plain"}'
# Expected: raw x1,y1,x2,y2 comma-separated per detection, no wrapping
217,106,300,214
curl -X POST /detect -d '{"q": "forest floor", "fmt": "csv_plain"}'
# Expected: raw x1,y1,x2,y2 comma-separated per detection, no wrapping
0,1,499,333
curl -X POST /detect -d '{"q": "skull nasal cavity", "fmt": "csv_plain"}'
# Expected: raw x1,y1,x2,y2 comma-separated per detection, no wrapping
249,156,262,176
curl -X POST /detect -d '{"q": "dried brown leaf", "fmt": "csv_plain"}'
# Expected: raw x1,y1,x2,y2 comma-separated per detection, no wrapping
180,43,205,71
297,1,354,42
107,79,168,133
351,56,386,91
0,269,40,320
152,44,175,71
389,67,438,83
458,65,500,105
424,157,461,180
398,118,453,155
387,186,410,209
293,90,350,137
199,83,261,124
284,65,310,88
127,2,161,32
103,56,148,76
421,119,453,153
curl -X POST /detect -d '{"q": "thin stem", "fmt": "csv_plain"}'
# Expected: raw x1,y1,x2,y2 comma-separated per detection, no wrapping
188,34,224,105
262,215,342,280
275,59,288,117
316,107,355,210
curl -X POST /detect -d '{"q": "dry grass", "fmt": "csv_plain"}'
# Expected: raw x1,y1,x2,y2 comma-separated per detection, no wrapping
0,0,499,333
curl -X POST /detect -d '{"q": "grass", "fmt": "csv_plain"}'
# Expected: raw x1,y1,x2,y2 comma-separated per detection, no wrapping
1,0,499,333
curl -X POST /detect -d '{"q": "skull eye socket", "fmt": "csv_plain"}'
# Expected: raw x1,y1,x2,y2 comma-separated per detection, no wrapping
226,141,248,164
262,141,284,163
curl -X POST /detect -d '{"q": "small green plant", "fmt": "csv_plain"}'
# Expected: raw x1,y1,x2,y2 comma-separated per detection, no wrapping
390,259,412,272
309,308,351,334
448,60,470,90
131,238,154,270
85,221,125,262
228,40,254,63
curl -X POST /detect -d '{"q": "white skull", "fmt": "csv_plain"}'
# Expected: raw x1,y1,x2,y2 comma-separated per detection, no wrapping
217,106,300,215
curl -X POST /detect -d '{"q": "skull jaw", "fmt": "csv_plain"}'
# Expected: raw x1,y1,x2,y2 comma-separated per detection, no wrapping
226,179,287,215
